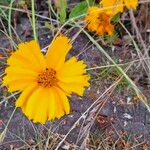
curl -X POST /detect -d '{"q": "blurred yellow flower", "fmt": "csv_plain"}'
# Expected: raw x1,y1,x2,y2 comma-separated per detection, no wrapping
100,0,138,15
85,6,114,36
3,35,90,124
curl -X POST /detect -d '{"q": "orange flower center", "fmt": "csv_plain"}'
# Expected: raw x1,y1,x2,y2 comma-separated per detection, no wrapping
37,68,58,88
98,12,110,24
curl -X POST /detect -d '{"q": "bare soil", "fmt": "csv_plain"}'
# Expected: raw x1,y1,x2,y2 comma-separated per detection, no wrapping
0,1,150,149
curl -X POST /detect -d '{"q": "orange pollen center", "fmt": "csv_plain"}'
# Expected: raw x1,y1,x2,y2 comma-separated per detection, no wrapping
98,13,110,24
37,68,58,88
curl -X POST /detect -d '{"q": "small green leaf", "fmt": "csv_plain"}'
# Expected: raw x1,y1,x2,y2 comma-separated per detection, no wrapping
55,0,67,23
69,0,94,19
112,13,120,24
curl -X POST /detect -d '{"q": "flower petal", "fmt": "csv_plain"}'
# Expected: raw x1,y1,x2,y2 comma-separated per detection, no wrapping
3,66,38,92
56,56,90,96
51,88,65,118
7,40,46,72
5,66,38,77
47,88,56,120
57,57,86,77
124,0,138,9
16,83,38,108
46,35,72,70
19,87,49,124
16,86,67,124
100,0,124,15
58,75,90,85
54,87,70,114
58,79,89,96
3,78,36,92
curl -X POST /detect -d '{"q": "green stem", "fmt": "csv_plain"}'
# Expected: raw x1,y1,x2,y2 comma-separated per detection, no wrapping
31,0,37,40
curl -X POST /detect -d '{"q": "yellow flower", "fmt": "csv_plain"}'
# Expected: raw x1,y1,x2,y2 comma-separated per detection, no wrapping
3,35,90,124
100,0,138,15
85,6,114,36
124,0,138,9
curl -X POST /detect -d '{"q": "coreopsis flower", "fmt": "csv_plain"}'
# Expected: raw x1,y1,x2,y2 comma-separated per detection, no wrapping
85,6,114,36
100,0,138,15
3,35,90,124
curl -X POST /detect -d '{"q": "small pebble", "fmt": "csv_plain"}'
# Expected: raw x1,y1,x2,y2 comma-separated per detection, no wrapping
123,113,133,119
